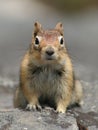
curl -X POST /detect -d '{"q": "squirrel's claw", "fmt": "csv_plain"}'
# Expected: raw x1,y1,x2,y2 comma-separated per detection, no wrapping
36,104,42,111
26,104,36,111
26,103,42,111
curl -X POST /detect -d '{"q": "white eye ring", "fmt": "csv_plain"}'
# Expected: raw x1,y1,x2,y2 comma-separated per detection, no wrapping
34,36,42,46
58,36,64,45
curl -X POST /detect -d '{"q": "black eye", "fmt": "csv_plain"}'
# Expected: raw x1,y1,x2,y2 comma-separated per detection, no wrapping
35,37,39,45
60,38,64,45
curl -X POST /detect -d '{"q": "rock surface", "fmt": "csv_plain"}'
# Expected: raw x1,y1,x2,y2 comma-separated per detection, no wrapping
0,81,98,130
0,109,78,130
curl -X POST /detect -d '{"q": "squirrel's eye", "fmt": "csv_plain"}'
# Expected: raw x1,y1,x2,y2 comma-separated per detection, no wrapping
58,36,64,45
35,37,39,45
60,38,64,45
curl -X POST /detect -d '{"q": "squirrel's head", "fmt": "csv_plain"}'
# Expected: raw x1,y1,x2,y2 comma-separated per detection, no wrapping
30,22,67,66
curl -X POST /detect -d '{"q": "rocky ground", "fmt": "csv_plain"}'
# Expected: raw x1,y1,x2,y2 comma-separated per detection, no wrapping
0,81,98,130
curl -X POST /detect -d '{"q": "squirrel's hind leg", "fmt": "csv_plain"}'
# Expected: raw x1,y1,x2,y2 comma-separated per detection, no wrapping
14,87,27,109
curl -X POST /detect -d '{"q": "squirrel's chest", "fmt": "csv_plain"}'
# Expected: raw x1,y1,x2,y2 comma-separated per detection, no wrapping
30,66,63,88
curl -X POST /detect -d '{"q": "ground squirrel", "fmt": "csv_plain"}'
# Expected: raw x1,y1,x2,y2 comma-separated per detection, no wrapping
14,22,83,113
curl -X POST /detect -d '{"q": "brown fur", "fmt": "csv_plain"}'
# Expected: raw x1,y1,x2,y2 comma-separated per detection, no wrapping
14,22,83,113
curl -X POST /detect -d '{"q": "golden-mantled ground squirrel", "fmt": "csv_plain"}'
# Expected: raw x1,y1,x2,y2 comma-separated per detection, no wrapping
14,22,83,113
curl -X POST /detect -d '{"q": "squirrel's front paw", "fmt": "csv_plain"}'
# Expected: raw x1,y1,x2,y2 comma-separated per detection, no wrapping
26,103,42,111
56,108,66,113
56,104,67,113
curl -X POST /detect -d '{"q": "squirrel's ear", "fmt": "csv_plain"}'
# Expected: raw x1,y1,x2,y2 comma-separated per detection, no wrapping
34,21,43,37
55,22,63,35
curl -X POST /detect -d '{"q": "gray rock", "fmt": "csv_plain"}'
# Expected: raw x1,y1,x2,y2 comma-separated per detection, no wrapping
0,108,98,130
0,109,78,130
74,110,98,130
88,126,98,130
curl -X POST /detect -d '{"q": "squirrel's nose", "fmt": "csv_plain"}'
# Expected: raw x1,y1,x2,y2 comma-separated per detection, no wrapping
46,50,54,56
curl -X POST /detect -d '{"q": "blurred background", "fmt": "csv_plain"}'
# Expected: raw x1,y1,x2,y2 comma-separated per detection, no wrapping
0,0,98,108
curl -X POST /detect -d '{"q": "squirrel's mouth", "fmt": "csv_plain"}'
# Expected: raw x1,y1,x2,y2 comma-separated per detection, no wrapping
45,55,56,61
46,57,54,60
